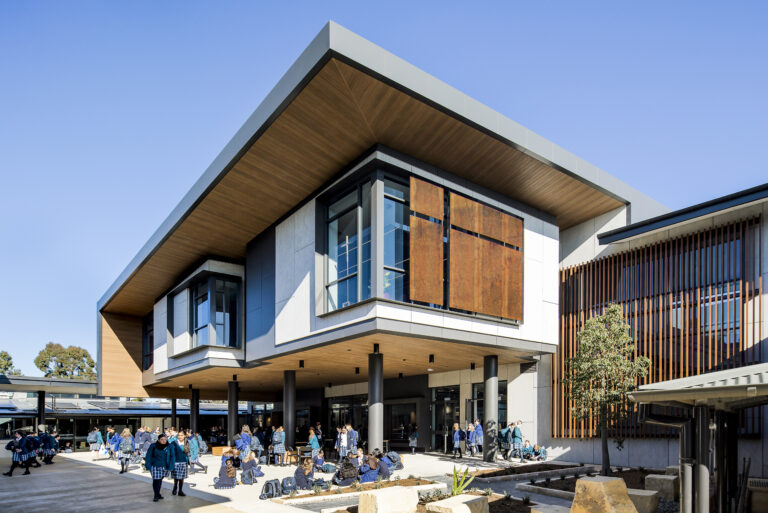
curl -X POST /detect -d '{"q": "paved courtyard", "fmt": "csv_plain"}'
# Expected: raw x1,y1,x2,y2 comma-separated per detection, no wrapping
0,448,570,513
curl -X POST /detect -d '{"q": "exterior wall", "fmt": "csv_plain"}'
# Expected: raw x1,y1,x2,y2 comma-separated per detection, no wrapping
99,312,147,398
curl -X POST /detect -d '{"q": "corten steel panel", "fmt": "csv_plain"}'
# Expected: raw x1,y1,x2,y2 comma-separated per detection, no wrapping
449,229,477,312
478,237,503,317
480,203,504,242
410,177,444,220
449,193,480,234
502,214,523,248
100,312,147,398
555,216,763,439
502,247,524,321
409,216,444,305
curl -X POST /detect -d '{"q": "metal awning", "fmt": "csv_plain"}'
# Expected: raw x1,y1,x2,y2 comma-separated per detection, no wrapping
628,362,768,411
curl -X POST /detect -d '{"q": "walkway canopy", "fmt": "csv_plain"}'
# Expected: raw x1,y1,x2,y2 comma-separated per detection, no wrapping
628,362,768,411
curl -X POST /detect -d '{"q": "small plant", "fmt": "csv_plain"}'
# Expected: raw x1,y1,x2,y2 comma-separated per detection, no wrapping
376,476,383,483
573,473,580,479
522,496,531,506
529,478,536,484
288,490,298,497
334,488,342,494
483,488,493,496
312,485,322,495
545,477,551,484
394,475,401,482
451,466,475,496
408,474,416,480
560,474,566,480
374,483,382,489
503,492,512,502
469,487,479,493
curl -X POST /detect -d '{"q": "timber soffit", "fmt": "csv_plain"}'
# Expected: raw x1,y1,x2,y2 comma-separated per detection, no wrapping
97,21,666,315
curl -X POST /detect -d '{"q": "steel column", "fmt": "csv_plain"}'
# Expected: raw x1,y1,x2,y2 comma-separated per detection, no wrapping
283,370,296,449
170,398,177,428
36,391,46,429
368,353,384,452
227,379,239,446
190,388,200,435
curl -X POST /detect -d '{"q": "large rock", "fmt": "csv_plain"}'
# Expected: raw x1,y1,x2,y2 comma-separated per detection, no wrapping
570,476,638,513
627,489,659,513
645,474,679,501
358,487,419,513
425,495,488,513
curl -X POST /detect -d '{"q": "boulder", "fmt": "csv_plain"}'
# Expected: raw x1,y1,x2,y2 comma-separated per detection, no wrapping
425,495,488,513
627,489,659,513
358,487,419,513
645,474,679,501
665,466,679,476
570,476,638,513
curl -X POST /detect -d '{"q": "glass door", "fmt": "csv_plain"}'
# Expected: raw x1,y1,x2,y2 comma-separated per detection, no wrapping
431,387,459,453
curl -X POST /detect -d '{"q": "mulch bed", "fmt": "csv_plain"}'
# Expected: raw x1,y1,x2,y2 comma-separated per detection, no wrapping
538,469,654,492
282,478,431,499
330,494,534,513
474,463,578,478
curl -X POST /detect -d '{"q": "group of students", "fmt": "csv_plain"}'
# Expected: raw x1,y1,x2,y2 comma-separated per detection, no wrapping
330,447,403,486
451,419,547,462
3,425,60,476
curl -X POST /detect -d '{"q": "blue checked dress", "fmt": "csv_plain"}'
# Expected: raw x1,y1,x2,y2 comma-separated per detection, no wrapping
272,431,285,454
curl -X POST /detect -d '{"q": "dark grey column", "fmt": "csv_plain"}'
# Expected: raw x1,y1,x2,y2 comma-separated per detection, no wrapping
483,355,498,462
36,391,46,428
284,370,296,449
694,406,710,513
228,379,239,446
170,398,177,428
190,388,200,435
368,353,384,452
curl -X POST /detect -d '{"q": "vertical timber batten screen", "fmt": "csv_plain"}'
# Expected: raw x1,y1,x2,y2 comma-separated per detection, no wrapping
553,216,763,439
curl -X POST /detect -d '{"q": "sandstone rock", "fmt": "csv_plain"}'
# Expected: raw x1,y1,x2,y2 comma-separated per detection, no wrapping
665,466,679,476
645,474,679,501
570,476,638,513
425,494,489,513
627,489,659,513
358,487,419,513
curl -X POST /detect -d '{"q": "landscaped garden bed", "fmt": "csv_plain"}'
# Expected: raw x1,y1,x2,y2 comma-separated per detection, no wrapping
274,477,446,504
474,463,579,478
537,468,655,493
328,492,536,513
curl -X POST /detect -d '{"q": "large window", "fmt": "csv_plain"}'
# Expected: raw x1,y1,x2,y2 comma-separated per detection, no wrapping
382,179,409,301
326,182,371,311
141,312,153,370
190,276,241,348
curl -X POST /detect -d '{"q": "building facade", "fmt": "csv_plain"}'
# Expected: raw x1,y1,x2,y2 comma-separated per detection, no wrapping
96,22,765,471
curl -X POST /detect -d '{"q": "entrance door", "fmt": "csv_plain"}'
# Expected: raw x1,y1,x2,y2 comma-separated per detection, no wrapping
431,387,459,453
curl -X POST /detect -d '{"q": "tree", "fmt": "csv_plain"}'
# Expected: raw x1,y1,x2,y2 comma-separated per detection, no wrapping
0,350,22,376
34,342,96,380
563,303,650,476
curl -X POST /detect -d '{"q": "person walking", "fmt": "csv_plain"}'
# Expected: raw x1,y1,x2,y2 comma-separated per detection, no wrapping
3,430,30,476
187,432,207,474
145,433,174,502
170,431,189,496
308,427,321,459
466,423,477,457
408,425,418,455
474,419,483,455
117,428,135,473
511,420,524,463
451,423,465,459
87,427,104,459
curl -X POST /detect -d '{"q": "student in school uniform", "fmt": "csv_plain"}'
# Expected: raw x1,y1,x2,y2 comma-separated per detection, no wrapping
532,444,547,461
335,427,349,464
117,428,135,474
358,455,380,483
3,430,30,476
451,423,465,459
187,432,207,474
26,431,41,468
408,426,418,455
345,424,358,453
375,452,391,480
145,433,174,502
214,458,237,489
474,419,484,455
294,458,314,490
272,426,286,465
40,425,56,464
170,431,189,496
236,425,252,455
511,420,524,463
466,424,477,457
521,440,534,461
87,427,104,459
308,427,321,459
51,432,60,461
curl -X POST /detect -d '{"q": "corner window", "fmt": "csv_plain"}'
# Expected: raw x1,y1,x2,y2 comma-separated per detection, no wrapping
142,313,153,370
326,182,371,311
190,276,241,348
382,179,409,301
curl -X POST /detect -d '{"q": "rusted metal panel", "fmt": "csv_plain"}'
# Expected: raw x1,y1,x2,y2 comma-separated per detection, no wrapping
409,216,444,305
448,228,477,312
410,176,444,220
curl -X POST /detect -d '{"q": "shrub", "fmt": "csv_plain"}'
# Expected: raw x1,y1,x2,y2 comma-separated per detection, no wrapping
560,474,566,480
408,474,416,480
545,478,551,484
451,466,475,496
288,490,298,497
522,496,531,505
312,485,322,495
529,478,536,484
484,488,493,496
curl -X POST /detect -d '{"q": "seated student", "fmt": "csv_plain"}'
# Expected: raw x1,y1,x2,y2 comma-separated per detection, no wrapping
521,440,534,460
240,452,264,485
294,458,314,490
312,449,327,471
532,444,547,461
354,448,365,467
214,458,238,489
221,447,234,467
332,456,359,487
375,452,391,480
359,455,380,484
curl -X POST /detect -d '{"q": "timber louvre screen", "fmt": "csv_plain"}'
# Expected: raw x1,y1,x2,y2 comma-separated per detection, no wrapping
554,216,763,439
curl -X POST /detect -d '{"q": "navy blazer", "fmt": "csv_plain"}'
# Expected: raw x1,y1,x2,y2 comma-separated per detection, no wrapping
145,442,175,470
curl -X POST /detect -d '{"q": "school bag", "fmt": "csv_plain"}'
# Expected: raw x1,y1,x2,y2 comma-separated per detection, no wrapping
120,437,133,453
321,462,337,473
87,432,97,444
199,439,208,453
348,429,358,447
250,436,263,452
281,476,297,495
272,431,281,445
259,455,267,465
259,479,281,500
386,451,403,470
339,460,358,480
311,478,329,490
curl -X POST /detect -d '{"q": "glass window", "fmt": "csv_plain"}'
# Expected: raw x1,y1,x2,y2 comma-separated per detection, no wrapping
326,182,372,312
141,313,153,370
214,279,239,347
192,281,210,347
382,179,409,301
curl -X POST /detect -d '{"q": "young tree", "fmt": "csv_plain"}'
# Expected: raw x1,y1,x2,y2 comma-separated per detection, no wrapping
34,342,96,380
563,303,650,476
0,350,22,375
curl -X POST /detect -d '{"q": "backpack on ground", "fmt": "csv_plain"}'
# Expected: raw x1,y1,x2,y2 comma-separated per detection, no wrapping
120,437,133,453
321,462,337,473
386,451,403,470
259,455,267,465
311,478,329,490
281,476,297,495
339,461,358,480
259,479,281,500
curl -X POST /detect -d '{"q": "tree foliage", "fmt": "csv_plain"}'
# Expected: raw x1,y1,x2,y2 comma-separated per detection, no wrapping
562,303,650,473
0,350,22,376
34,342,96,380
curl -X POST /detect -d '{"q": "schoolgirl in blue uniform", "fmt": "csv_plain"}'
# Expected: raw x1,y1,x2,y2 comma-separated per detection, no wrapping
26,431,41,468
145,433,175,502
117,428,135,474
3,430,30,476
170,431,189,496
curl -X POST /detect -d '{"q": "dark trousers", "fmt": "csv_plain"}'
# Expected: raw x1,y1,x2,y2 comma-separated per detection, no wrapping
453,445,462,458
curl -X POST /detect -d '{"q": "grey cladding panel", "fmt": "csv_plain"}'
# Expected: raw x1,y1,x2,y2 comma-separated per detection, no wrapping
245,227,276,346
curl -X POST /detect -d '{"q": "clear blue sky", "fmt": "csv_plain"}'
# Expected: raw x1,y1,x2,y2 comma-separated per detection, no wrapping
1,2,766,376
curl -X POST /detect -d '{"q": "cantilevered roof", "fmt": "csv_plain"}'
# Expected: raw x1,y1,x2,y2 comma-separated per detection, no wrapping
98,21,666,317
598,182,768,245
628,363,768,411
0,375,98,395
